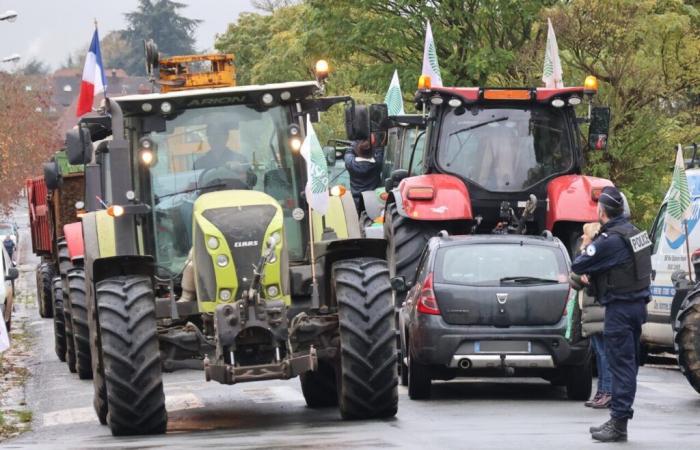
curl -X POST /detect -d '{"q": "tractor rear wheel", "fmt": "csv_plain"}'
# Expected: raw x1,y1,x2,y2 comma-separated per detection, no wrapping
39,263,54,318
58,243,77,373
52,277,66,362
359,211,373,238
335,257,398,419
675,291,700,394
300,360,338,408
97,275,166,435
88,276,108,424
68,268,92,379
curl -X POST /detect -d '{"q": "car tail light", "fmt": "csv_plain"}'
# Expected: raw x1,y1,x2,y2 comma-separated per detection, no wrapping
691,248,700,264
407,187,434,200
417,273,440,315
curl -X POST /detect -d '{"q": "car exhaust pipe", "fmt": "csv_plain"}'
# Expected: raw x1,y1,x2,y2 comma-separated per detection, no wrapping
458,358,471,369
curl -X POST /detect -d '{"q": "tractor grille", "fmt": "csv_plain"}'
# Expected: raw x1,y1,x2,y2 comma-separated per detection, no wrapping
202,205,277,299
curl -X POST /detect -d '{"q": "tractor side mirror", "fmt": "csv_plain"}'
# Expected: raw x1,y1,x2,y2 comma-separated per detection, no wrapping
369,103,389,132
390,276,407,293
588,106,610,151
344,104,370,141
65,127,93,164
323,146,336,166
43,161,60,190
6,267,19,281
390,169,408,187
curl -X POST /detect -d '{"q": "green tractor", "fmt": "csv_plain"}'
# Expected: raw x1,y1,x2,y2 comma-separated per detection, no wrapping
65,54,397,435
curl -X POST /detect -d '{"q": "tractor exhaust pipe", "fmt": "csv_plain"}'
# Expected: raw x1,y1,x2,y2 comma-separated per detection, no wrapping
458,358,471,369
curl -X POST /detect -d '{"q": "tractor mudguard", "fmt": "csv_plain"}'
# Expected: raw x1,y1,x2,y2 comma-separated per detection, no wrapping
92,255,154,286
360,188,386,221
63,222,85,263
394,174,472,221
546,175,613,230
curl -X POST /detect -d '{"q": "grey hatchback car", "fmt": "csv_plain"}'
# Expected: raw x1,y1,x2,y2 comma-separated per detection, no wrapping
394,233,592,400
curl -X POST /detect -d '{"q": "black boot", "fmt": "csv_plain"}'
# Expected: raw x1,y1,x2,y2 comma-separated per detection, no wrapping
589,418,612,434
591,417,628,442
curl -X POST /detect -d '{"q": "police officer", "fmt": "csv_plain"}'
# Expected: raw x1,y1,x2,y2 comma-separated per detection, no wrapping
571,186,651,443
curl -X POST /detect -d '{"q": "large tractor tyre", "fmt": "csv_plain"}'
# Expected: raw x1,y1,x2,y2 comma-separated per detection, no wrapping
358,211,373,238
300,360,338,408
88,280,108,425
63,281,77,374
335,257,398,420
675,293,700,393
38,264,54,318
52,278,67,362
97,275,167,436
565,353,593,401
384,202,441,292
68,269,92,380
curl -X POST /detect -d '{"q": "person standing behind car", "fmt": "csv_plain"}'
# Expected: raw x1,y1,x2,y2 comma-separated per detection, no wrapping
570,222,612,410
571,186,652,443
2,235,14,263
345,134,384,212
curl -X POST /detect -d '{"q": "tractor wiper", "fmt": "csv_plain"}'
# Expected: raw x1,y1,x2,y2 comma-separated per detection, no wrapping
156,183,226,201
499,276,559,284
446,117,508,167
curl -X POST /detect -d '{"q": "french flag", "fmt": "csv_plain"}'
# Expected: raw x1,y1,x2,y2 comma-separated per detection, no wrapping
76,28,106,117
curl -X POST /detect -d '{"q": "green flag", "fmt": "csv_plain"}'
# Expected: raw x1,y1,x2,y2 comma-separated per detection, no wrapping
664,144,692,241
384,69,405,116
300,115,329,215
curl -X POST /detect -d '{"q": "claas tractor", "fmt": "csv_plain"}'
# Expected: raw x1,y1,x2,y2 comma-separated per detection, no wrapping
378,75,614,285
64,49,397,436
28,151,91,378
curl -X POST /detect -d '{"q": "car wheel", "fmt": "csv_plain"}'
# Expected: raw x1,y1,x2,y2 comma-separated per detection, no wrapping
565,354,593,401
407,342,431,399
400,334,408,387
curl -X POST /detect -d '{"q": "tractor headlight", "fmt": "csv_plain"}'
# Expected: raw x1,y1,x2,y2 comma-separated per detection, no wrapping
219,289,232,301
216,254,229,267
266,285,279,298
207,236,220,250
160,101,172,114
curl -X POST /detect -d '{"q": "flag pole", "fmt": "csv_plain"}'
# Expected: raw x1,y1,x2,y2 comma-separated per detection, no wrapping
308,196,320,310
684,219,694,283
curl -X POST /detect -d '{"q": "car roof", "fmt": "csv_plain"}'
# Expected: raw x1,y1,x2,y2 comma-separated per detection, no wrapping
429,234,564,250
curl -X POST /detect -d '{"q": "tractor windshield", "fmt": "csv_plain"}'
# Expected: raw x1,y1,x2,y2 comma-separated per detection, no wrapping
437,106,574,192
132,104,304,274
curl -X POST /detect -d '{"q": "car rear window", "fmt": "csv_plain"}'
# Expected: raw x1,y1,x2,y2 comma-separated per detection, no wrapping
435,243,568,286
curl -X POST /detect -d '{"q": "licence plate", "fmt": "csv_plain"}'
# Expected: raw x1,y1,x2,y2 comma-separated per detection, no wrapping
475,341,531,353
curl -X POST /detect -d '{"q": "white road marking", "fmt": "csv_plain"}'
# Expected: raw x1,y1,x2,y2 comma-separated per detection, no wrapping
243,385,305,403
42,393,204,427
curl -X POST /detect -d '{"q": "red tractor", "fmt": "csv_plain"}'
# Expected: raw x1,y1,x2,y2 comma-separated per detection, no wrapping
382,76,614,283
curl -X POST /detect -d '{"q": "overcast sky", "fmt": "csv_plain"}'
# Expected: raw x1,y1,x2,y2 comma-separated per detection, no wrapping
0,0,257,70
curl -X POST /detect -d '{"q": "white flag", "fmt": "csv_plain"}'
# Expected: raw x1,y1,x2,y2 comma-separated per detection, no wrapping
542,18,564,88
664,145,693,242
422,21,443,87
384,69,405,116
0,312,9,353
301,116,329,215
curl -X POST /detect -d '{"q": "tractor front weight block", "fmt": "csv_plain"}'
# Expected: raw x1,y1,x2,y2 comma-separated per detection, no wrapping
204,347,318,384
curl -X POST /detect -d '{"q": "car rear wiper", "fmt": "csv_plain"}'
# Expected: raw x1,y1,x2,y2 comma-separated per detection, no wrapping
499,276,559,284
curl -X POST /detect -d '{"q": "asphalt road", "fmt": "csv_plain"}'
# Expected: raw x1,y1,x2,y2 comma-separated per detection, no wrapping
4,204,700,449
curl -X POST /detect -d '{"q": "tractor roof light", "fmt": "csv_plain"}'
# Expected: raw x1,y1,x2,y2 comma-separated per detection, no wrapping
568,96,582,106
315,59,329,81
330,185,347,197
551,98,566,108
430,95,444,105
290,137,302,152
584,76,599,95
418,75,431,90
448,98,462,108
261,92,274,105
160,101,173,114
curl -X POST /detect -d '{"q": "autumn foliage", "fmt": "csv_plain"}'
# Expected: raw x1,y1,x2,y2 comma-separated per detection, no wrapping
0,72,61,211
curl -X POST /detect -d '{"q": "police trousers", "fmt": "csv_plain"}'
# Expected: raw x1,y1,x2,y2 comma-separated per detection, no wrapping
604,299,647,420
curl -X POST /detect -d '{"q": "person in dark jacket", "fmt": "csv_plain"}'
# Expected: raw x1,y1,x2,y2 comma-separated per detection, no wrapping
2,236,15,262
344,135,384,212
571,186,652,443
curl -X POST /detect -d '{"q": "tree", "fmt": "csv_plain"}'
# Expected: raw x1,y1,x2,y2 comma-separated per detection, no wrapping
20,59,50,76
0,73,61,212
121,0,201,75
100,30,131,71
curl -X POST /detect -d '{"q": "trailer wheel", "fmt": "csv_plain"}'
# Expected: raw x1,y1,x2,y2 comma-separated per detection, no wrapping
300,360,338,408
38,263,54,318
675,291,700,394
68,268,92,379
335,257,398,419
97,275,166,435
52,277,66,362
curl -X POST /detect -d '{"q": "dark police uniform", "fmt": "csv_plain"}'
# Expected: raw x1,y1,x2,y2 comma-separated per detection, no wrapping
571,215,652,423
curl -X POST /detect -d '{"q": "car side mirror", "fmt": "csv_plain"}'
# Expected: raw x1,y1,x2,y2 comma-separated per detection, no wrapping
65,127,93,164
6,267,19,281
588,106,610,151
391,276,407,293
43,161,61,190
323,146,336,166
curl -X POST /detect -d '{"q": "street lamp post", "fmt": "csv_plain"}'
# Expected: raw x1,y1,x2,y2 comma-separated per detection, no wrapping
0,10,18,22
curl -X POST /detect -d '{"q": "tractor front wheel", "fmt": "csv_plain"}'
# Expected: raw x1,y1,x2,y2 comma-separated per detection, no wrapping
97,275,167,435
37,263,54,318
675,291,700,394
52,277,66,362
68,268,92,379
335,257,398,419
